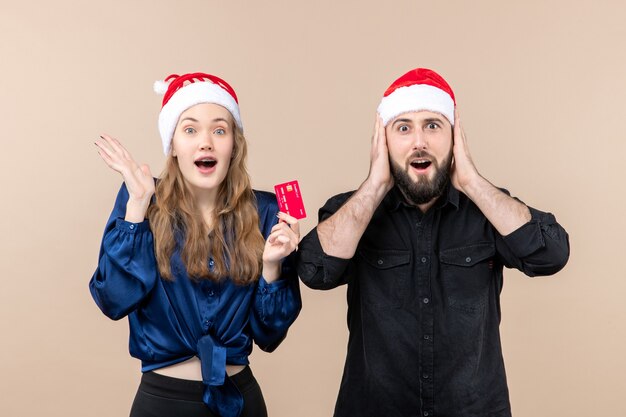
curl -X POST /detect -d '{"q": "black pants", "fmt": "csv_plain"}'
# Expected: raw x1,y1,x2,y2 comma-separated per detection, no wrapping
129,366,268,417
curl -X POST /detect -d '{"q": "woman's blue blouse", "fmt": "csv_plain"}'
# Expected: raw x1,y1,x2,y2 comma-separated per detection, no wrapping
89,183,301,417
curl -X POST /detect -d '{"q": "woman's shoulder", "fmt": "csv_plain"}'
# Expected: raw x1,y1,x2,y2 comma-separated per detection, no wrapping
252,190,279,232
252,189,278,211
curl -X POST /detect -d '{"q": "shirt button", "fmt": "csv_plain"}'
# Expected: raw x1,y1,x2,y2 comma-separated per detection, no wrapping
465,256,472,263
129,224,135,230
377,259,384,265
204,320,212,327
422,373,429,379
423,298,430,304
424,412,429,416
208,290,214,297
421,257,427,263
423,335,430,340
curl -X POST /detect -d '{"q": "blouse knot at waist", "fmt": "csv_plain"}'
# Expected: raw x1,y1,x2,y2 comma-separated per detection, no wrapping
198,333,248,417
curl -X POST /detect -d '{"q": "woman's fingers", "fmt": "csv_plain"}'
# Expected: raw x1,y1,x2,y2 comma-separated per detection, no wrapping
267,226,296,245
100,134,131,160
140,164,152,178
98,134,136,166
95,140,128,173
95,141,116,168
95,134,155,200
276,212,300,237
267,218,299,253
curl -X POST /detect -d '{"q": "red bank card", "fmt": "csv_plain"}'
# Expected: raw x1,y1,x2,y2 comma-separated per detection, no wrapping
274,180,307,219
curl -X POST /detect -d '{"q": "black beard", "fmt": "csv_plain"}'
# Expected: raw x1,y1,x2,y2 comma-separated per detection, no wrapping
391,151,452,206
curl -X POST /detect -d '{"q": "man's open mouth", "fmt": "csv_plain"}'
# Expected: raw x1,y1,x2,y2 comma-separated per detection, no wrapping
410,159,432,170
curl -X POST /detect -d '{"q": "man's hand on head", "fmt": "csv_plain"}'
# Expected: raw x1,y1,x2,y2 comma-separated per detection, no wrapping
450,107,481,194
366,115,394,193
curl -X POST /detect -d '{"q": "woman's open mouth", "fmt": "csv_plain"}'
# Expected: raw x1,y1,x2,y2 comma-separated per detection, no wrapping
195,158,217,168
194,157,217,173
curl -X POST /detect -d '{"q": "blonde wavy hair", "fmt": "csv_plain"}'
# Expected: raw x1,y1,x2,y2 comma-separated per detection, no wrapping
147,123,265,285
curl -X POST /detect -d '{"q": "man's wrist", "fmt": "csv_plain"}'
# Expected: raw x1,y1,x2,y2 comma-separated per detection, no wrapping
362,176,393,203
456,171,484,198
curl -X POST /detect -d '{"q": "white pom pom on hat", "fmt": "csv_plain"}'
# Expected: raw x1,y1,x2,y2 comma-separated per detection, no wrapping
155,72,243,155
153,80,170,95
377,68,456,126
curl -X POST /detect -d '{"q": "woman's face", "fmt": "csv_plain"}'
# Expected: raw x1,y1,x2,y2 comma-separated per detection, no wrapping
171,103,235,200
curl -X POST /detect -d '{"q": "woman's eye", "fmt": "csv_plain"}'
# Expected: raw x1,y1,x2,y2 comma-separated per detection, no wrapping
427,123,439,129
184,127,196,134
214,128,226,135
399,125,409,132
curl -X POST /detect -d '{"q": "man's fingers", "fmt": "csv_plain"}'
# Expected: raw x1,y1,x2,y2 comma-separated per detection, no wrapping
453,107,467,145
377,115,387,151
372,115,380,147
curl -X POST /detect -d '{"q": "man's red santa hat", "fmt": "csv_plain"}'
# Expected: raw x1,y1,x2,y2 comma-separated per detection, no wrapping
377,68,456,126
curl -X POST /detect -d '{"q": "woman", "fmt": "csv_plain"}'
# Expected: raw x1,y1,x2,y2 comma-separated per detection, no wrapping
90,72,301,417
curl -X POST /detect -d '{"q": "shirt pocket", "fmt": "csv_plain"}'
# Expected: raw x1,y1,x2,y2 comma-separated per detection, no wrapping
356,247,411,309
439,242,495,314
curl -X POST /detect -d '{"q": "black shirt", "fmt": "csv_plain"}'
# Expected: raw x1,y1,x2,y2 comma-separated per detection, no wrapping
297,185,569,417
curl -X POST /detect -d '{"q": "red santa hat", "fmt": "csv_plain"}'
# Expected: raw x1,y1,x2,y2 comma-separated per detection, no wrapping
377,68,456,126
154,72,243,155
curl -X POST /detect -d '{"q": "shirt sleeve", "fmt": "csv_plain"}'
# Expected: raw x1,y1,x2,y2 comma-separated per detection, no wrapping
247,191,302,352
496,202,570,277
249,252,302,352
89,183,159,320
297,192,356,290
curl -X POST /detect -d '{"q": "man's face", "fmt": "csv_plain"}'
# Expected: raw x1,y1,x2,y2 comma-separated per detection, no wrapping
386,111,453,205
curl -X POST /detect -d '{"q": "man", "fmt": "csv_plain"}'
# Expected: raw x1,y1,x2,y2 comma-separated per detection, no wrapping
297,68,569,417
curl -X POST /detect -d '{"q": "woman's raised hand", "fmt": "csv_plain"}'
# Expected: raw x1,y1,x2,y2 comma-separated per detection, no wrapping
95,134,155,222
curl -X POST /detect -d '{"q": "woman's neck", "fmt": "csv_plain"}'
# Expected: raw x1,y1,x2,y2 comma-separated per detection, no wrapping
193,190,218,229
